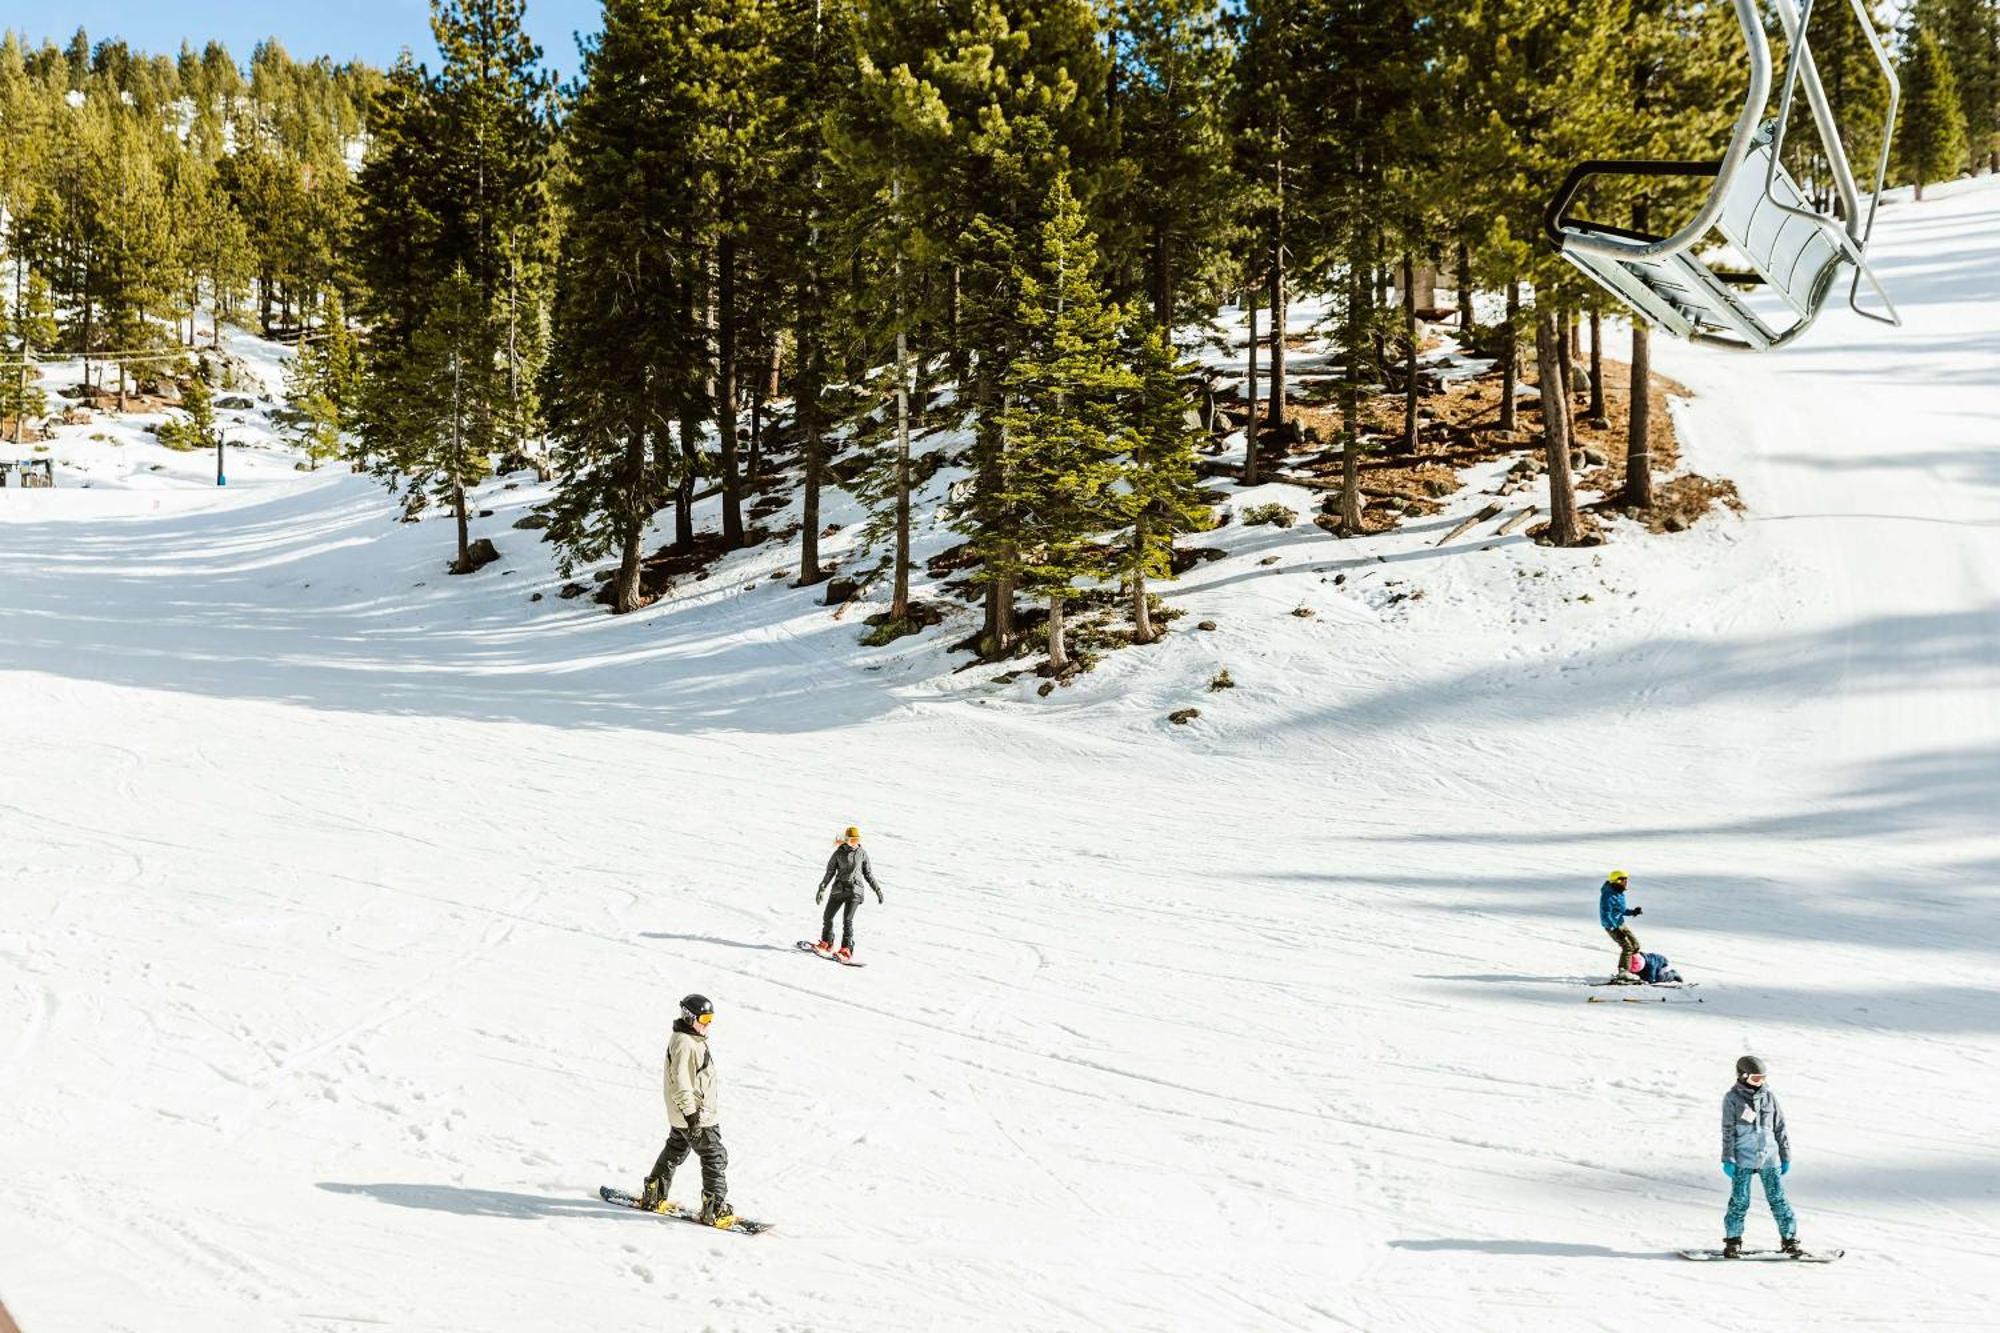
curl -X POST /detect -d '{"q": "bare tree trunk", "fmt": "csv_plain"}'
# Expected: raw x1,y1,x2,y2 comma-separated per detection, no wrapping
613,415,648,614
1046,593,1068,674
1340,256,1364,534
799,344,823,582
675,412,698,550
1242,291,1260,485
1536,313,1582,546
1400,251,1419,454
891,275,912,620
948,264,964,384
716,233,744,547
1625,321,1654,509
1456,238,1473,332
1584,314,1604,422
1500,281,1520,434
1265,230,1287,431
748,367,764,480
453,481,471,572
979,374,1015,659
1131,514,1154,643
1556,308,1575,406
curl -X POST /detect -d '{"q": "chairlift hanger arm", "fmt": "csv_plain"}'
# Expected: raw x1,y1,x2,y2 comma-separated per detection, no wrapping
1543,160,1722,249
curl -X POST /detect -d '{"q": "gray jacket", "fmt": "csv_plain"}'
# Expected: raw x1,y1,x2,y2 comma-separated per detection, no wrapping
1721,1084,1789,1169
821,844,882,898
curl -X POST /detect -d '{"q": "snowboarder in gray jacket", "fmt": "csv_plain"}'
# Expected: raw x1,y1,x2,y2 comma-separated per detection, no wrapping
1720,1055,1798,1257
814,826,883,961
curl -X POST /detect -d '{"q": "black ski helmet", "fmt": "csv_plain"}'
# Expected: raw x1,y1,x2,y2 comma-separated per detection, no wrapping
1736,1055,1767,1079
680,994,714,1023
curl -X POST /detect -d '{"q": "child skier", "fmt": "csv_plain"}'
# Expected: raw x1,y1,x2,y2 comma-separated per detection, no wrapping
638,994,733,1227
814,826,884,961
1598,870,1644,981
1720,1055,1798,1258
1625,950,1684,984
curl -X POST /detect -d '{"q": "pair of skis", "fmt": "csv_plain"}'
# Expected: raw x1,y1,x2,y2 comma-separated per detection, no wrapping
1586,978,1701,1004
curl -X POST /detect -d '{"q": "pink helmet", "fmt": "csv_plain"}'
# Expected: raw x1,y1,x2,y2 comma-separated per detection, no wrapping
1627,954,1645,973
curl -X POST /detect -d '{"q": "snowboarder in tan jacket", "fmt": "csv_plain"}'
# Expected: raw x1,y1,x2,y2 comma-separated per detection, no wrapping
639,994,732,1226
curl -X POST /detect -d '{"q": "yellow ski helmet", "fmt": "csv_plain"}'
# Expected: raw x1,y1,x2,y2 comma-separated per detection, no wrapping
1607,869,1629,884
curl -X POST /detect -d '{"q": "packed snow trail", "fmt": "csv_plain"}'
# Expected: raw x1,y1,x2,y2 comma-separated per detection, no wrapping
3,180,1999,1331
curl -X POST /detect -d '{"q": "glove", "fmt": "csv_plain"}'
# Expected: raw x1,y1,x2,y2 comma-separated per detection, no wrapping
1722,1163,1736,1178
1781,1162,1790,1176
1627,906,1643,917
815,887,826,905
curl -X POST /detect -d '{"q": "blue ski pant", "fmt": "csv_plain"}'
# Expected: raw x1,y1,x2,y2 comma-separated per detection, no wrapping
1725,1164,1796,1240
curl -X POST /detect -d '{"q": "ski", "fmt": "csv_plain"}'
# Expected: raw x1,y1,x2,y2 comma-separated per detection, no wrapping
1679,1247,1841,1263
796,940,867,967
1589,993,1702,1003
598,1186,772,1235
1586,980,1699,989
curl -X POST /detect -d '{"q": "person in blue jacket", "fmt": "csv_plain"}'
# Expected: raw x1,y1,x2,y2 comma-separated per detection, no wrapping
1598,870,1643,981
1721,1055,1798,1258
1623,950,1683,984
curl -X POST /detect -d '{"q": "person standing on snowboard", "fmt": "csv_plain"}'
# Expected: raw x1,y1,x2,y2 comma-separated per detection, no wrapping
638,994,733,1227
814,826,883,961
1720,1054,1799,1258
1599,870,1644,981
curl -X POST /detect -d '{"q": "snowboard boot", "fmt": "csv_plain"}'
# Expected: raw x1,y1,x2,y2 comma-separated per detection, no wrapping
1781,1236,1802,1257
699,1194,735,1228
639,1176,671,1213
814,940,834,956
1722,1237,1742,1259
837,946,853,963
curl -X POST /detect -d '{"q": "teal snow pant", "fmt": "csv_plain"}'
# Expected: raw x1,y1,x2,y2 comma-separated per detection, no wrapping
1725,1164,1796,1240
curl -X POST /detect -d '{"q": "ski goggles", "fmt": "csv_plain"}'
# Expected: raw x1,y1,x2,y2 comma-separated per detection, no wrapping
695,1012,714,1027
1740,1073,1765,1086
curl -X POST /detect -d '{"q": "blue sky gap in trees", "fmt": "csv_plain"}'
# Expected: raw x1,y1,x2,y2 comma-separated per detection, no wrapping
0,0,600,80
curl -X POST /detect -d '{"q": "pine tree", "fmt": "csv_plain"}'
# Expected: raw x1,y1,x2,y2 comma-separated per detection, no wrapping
1120,326,1210,643
1897,27,1971,199
427,0,557,462
1113,0,1238,330
1907,0,1999,172
283,292,359,466
388,268,500,572
160,363,223,453
3,269,57,439
541,0,703,614
994,174,1136,674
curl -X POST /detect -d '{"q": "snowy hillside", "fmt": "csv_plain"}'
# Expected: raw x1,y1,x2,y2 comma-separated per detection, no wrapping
3,177,1999,1332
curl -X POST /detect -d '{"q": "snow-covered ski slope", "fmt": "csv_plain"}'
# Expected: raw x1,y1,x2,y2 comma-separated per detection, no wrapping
3,179,1999,1333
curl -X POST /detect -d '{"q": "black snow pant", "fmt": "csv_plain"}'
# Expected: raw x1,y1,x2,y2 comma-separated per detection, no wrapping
821,888,861,950
647,1124,728,1206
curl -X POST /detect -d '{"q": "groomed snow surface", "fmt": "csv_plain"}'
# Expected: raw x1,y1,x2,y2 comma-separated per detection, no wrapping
4,177,2000,1332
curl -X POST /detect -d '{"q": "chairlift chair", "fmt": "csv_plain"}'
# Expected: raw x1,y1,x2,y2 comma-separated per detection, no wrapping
1544,0,1900,352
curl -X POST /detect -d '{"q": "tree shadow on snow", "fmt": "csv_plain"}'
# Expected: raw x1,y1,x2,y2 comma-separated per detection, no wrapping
0,478,911,736
317,1181,645,1222
1389,1238,1676,1261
